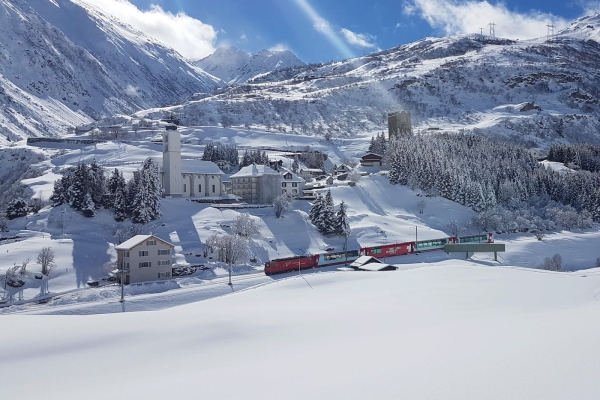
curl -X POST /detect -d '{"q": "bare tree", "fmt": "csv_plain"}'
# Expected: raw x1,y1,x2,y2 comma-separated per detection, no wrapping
347,170,362,184
341,158,359,168
37,247,56,276
212,234,250,285
231,213,260,237
115,224,143,244
446,219,460,237
19,258,30,275
417,199,426,215
273,194,294,218
541,253,562,271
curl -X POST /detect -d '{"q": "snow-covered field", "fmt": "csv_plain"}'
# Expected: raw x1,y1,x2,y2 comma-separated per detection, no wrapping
3,264,600,399
1,125,600,399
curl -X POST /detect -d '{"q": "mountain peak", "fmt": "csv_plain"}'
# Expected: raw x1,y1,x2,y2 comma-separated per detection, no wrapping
195,47,304,84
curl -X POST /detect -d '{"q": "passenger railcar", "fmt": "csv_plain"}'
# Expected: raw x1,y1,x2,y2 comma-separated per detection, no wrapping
318,250,360,266
360,242,413,258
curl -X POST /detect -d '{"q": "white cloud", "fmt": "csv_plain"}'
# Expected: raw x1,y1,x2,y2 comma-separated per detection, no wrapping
340,28,379,49
80,0,217,60
269,44,289,52
313,15,333,35
403,0,569,40
240,33,247,41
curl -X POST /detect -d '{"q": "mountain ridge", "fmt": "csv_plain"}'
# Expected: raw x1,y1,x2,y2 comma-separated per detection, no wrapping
195,46,305,84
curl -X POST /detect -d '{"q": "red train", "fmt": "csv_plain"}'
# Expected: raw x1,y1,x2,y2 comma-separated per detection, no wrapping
264,233,493,275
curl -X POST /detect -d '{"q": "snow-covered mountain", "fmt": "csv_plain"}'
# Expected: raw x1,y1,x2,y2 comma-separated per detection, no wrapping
142,13,600,146
195,46,305,84
0,0,223,144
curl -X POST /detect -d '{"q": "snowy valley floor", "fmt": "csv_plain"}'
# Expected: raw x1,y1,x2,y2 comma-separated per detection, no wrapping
2,263,600,399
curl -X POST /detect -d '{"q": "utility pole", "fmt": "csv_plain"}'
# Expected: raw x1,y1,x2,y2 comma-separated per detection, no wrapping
119,261,125,303
415,226,419,254
480,28,483,35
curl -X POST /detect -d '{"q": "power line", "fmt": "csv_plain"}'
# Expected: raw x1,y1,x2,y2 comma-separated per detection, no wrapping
546,22,555,42
488,22,496,38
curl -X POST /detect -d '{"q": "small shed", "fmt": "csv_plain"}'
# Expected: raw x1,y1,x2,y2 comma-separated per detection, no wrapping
360,153,383,167
326,176,334,185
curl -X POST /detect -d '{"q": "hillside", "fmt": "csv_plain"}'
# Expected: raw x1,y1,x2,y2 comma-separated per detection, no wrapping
0,0,223,144
195,46,305,85
133,13,600,146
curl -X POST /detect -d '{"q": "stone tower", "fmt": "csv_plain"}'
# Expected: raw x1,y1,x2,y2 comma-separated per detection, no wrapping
388,111,412,139
162,128,182,197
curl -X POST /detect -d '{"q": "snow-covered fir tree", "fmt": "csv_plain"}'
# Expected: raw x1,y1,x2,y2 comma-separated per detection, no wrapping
6,198,28,220
334,200,350,237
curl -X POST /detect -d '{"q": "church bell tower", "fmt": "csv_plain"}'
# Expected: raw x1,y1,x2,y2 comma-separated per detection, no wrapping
162,128,182,197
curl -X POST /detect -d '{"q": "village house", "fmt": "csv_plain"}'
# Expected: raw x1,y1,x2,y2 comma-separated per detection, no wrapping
230,164,282,204
300,167,325,177
115,235,175,284
148,127,224,198
281,170,305,197
360,153,383,167
334,164,352,175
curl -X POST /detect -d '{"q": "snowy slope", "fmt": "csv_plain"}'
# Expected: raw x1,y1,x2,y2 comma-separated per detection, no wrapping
137,13,600,146
3,266,600,399
195,46,305,84
0,0,223,143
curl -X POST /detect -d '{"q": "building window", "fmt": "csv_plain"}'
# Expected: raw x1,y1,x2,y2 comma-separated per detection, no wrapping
198,184,202,193
126,263,130,269
292,183,297,187
183,183,187,193
139,261,151,268
282,189,287,193
158,260,171,266
146,240,156,246
282,182,287,187
139,250,149,256
292,189,297,194
158,249,170,255
212,184,215,192
125,251,129,257
158,272,171,278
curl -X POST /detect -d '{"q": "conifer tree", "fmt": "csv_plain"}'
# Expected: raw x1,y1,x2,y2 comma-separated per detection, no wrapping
113,188,127,222
334,200,350,237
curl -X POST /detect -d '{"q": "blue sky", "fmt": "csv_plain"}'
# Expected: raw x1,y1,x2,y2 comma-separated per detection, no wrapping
87,0,598,62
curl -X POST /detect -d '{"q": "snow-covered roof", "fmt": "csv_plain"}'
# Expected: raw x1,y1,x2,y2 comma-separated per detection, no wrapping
350,256,383,268
230,164,280,178
149,157,223,175
356,263,397,271
115,235,173,250
281,170,305,183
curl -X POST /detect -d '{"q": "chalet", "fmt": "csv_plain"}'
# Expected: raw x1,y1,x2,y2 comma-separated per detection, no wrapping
115,235,175,284
230,164,282,204
360,153,383,167
281,170,305,197
335,164,352,175
325,176,334,185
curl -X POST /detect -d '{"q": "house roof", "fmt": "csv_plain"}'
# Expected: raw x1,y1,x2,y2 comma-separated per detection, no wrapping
230,164,280,178
115,235,174,250
361,153,382,160
350,256,384,268
281,170,305,183
149,157,224,175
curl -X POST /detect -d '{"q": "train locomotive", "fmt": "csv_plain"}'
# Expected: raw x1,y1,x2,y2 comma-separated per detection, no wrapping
264,233,493,275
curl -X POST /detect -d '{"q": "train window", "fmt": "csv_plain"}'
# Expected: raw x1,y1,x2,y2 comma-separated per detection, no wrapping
372,248,381,254
347,250,359,257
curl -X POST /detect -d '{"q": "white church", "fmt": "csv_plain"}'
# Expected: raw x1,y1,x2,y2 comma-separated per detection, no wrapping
148,129,224,198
